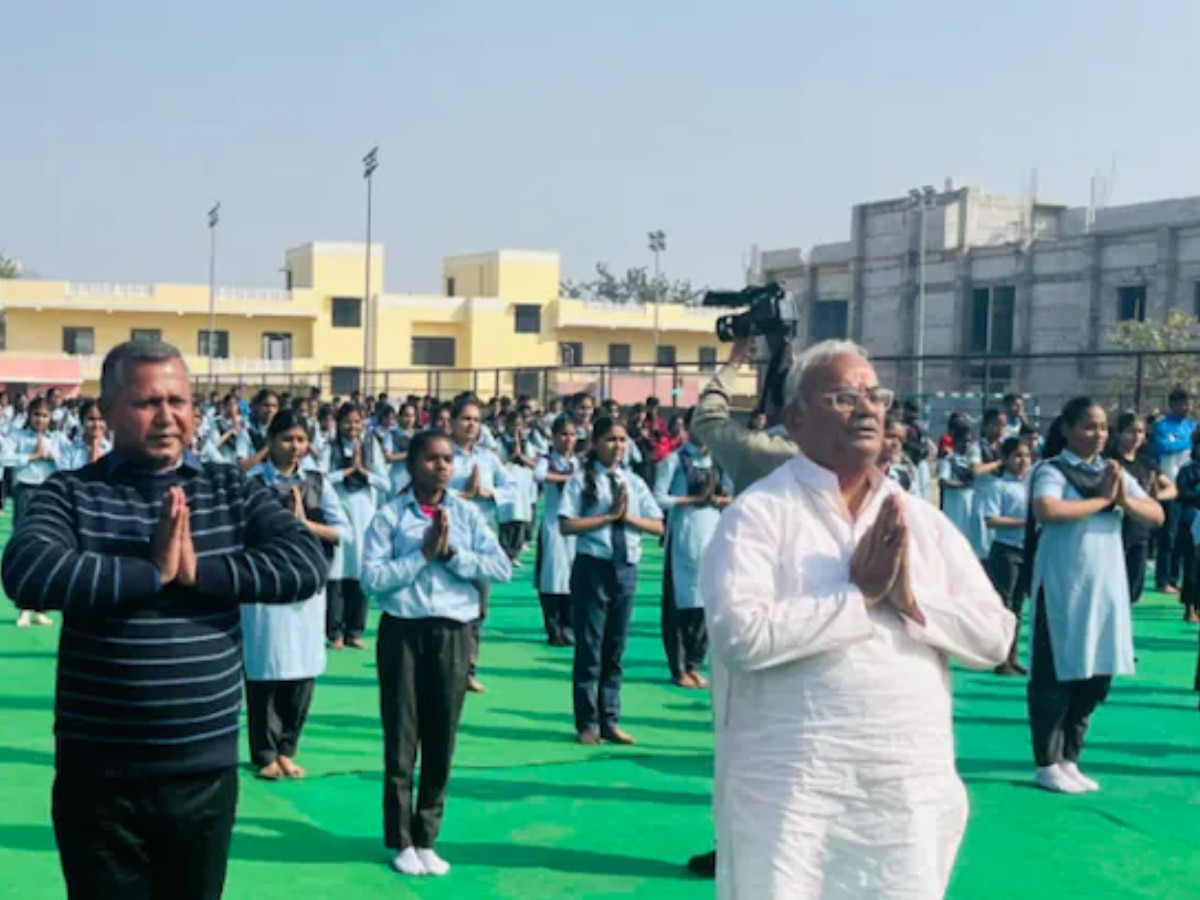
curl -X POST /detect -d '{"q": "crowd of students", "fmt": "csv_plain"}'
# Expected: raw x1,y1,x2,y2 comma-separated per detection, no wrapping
4,380,733,879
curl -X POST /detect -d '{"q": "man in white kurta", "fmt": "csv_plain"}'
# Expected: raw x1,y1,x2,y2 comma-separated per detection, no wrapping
702,341,1015,900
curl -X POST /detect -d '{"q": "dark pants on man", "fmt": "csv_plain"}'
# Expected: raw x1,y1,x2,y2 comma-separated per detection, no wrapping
661,548,708,680
986,542,1026,665
53,765,238,900
1155,499,1184,590
327,579,367,642
245,679,316,768
1026,594,1112,767
377,614,471,851
571,554,636,735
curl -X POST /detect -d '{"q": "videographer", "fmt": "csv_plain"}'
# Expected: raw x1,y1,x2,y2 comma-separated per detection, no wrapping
691,338,798,494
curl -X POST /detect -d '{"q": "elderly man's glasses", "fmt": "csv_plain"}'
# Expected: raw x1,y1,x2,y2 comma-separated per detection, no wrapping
818,386,895,413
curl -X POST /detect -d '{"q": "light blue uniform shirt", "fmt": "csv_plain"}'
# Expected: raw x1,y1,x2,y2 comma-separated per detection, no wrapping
59,439,113,472
558,462,663,566
967,439,1002,557
450,443,513,521
362,490,513,623
1030,452,1145,679
980,471,1029,549
654,444,731,609
241,461,349,681
3,430,68,485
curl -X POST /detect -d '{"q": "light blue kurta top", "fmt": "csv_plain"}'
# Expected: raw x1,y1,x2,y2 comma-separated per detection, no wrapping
241,461,348,681
979,472,1029,549
321,435,390,581
654,443,732,609
3,430,68,485
1030,453,1145,680
966,440,1001,558
450,443,512,526
58,439,113,472
534,451,578,595
938,453,984,556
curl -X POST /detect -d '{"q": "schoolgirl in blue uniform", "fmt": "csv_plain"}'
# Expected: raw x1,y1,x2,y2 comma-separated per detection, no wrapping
246,410,347,780
362,430,512,879
1027,397,1163,794
321,402,390,650
58,399,112,472
559,415,663,745
533,415,578,646
967,408,1007,560
981,435,1033,675
938,419,978,549
653,410,731,688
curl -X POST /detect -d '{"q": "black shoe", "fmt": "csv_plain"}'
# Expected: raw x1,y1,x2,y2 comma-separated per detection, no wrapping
687,849,716,878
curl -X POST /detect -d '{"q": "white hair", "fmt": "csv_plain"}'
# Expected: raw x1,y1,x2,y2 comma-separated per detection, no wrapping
783,339,870,406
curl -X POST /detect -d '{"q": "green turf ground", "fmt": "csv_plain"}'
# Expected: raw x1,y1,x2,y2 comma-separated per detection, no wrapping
0,523,1198,899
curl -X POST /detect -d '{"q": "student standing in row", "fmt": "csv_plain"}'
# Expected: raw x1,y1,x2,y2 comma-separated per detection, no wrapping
1027,397,1163,794
1109,411,1176,606
939,419,977,545
363,431,512,879
982,436,1033,675
448,397,512,694
653,411,730,688
58,399,111,472
534,415,578,646
559,415,663,746
245,411,347,781
967,408,1007,561
322,403,390,650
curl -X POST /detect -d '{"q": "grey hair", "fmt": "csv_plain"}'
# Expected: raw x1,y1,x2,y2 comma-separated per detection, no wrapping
783,339,871,406
100,340,187,402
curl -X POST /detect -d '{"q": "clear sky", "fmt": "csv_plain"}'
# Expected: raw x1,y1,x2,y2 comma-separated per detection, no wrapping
2,0,1198,294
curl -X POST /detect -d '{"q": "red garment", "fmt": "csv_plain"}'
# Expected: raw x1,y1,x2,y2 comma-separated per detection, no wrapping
653,434,683,463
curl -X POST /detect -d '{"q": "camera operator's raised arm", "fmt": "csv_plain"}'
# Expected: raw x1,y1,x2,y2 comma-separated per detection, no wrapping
691,338,797,494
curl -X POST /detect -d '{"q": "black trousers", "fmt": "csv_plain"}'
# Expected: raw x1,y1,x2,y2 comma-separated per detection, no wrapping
246,678,315,768
377,614,471,851
571,554,636,734
986,542,1026,664
1124,540,1149,605
498,521,529,561
1155,499,1184,590
326,579,367,641
468,583,489,678
661,545,708,678
53,765,238,900
1026,593,1112,768
540,594,573,644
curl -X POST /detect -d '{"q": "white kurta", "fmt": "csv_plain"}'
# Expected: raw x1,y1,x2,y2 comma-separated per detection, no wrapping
702,454,1015,900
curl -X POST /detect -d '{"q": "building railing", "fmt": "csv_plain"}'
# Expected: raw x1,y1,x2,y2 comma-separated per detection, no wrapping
65,282,155,299
215,287,293,303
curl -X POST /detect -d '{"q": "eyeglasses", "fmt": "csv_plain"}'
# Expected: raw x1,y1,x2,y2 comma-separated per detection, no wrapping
818,386,895,413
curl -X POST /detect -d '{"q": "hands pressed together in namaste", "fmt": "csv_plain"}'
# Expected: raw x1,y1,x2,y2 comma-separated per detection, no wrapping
151,486,197,587
849,495,925,625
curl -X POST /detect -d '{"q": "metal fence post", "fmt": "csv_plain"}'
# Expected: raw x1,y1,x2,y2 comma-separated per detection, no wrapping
1134,352,1145,411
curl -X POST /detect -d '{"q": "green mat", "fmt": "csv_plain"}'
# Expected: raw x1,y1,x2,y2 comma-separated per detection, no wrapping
0,525,1198,899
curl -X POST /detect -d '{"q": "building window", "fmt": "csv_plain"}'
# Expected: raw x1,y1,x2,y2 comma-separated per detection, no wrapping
445,277,456,297
198,330,230,359
331,367,360,395
412,336,456,367
969,285,1016,353
1117,285,1146,323
699,346,718,371
560,341,584,366
515,370,541,400
811,300,849,342
656,344,676,366
608,344,631,369
331,296,363,328
514,304,541,334
262,332,293,360
62,327,95,355
131,328,162,343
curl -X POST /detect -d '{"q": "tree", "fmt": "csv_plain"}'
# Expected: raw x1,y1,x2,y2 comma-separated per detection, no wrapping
0,251,20,279
560,262,704,305
1107,310,1200,409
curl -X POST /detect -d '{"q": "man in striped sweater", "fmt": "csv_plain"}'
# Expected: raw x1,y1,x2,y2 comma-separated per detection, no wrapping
1,341,328,900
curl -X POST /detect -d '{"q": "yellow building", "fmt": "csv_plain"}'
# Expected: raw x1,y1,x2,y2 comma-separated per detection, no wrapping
0,242,757,406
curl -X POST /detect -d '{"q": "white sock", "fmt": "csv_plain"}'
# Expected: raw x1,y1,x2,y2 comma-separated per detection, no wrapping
1034,764,1088,794
1060,761,1100,792
390,847,426,876
15,611,31,627
32,612,52,626
417,848,451,876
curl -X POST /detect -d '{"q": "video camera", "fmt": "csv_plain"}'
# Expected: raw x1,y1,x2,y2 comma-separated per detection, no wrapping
701,283,795,343
700,283,796,414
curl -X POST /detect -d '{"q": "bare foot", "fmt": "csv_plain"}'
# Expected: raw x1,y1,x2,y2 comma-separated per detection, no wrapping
278,757,306,779
256,761,284,781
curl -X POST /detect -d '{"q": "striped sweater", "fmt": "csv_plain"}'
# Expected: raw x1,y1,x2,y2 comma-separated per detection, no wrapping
0,452,328,776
